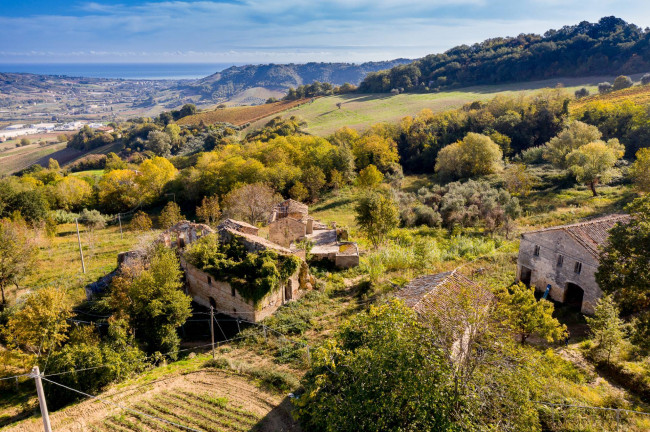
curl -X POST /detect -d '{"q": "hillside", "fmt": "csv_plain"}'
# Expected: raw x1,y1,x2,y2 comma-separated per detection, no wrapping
359,17,650,93
244,76,605,136
572,82,650,110
182,59,412,101
177,99,310,127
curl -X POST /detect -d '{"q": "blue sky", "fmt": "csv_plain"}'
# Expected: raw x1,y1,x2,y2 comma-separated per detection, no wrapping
1,0,649,64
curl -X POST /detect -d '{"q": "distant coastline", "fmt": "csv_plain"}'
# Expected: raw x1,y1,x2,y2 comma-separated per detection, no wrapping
0,63,244,80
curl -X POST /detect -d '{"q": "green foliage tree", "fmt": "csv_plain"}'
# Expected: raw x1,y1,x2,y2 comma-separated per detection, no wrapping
302,166,326,201
42,322,146,409
596,196,650,314
196,195,221,227
355,192,399,247
3,286,71,356
498,283,567,344
642,73,650,86
585,295,627,364
543,121,602,168
130,210,152,231
357,164,384,188
566,139,625,196
145,130,172,157
104,152,127,172
612,75,633,91
435,132,502,179
598,82,613,94
108,246,192,357
0,218,38,307
630,147,650,192
159,201,184,229
295,300,458,432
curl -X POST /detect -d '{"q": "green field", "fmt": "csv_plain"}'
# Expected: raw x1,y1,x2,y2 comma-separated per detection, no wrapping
243,77,601,136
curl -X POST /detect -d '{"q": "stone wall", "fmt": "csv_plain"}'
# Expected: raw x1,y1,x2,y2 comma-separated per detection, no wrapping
269,218,307,248
516,230,601,314
180,257,309,322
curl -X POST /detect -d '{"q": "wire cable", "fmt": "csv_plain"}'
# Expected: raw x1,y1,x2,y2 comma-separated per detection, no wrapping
40,376,204,432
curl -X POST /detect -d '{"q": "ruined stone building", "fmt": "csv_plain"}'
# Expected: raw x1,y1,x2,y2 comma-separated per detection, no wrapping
395,271,494,362
516,214,630,314
268,199,360,268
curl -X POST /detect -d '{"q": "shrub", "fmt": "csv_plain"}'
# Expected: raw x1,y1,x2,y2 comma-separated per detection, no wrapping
598,82,613,94
130,210,153,231
642,73,650,86
612,75,633,91
520,146,546,164
159,201,184,229
574,87,590,98
50,210,80,224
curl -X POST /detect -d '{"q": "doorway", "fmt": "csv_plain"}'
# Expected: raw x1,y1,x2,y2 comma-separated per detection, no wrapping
520,266,532,287
564,283,584,312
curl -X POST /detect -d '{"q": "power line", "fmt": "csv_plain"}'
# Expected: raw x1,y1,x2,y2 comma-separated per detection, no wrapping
40,376,204,432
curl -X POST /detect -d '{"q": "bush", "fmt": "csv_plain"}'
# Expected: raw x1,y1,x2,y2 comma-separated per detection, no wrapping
50,210,80,224
130,210,152,231
574,87,590,98
642,73,650,86
413,205,442,227
598,82,613,94
612,75,633,91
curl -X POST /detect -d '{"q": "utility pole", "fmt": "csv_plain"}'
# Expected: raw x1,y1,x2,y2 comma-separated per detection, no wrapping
75,218,86,274
30,366,52,432
118,214,123,240
210,306,215,359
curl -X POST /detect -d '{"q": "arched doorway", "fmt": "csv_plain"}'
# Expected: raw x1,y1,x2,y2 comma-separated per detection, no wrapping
564,283,584,312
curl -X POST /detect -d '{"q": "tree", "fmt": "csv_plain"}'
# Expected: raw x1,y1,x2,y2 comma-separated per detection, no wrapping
543,121,602,168
51,176,92,211
3,286,71,356
574,88,590,98
159,201,184,229
435,133,503,179
196,195,221,226
20,138,30,147
104,152,127,172
566,139,625,196
98,169,140,213
498,283,567,344
47,158,60,171
289,182,308,202
222,183,279,225
585,296,627,364
295,300,458,432
352,134,399,172
0,218,38,308
355,192,399,247
503,163,535,197
130,210,152,231
630,147,650,192
108,246,192,357
357,164,384,188
596,196,650,314
642,73,650,86
145,130,172,157
612,75,633,91
136,157,177,203
302,166,326,201
178,103,196,119
598,82,613,94
329,169,344,191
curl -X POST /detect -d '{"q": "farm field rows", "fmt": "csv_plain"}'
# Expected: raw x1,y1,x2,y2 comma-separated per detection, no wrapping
571,83,650,110
177,99,310,127
4,368,299,432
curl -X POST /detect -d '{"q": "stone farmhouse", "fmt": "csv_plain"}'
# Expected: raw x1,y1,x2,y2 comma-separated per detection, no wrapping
268,199,360,268
516,214,630,314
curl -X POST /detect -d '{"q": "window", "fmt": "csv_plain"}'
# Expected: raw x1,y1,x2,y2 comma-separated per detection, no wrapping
574,262,582,274
207,276,212,285
231,286,236,297
557,255,564,267
534,245,540,256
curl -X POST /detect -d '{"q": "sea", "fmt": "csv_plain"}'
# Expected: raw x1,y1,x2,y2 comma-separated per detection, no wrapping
0,63,245,80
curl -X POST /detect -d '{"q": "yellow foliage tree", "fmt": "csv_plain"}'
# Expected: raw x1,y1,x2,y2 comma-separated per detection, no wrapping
566,139,625,196
435,133,502,179
52,176,92,211
631,148,650,193
352,134,399,172
98,169,140,212
136,157,177,204
3,286,71,357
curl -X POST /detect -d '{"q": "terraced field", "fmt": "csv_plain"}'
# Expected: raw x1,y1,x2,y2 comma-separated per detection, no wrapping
6,370,298,432
177,99,311,127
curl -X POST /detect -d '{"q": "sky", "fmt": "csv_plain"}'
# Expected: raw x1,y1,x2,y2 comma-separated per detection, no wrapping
1,0,650,64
